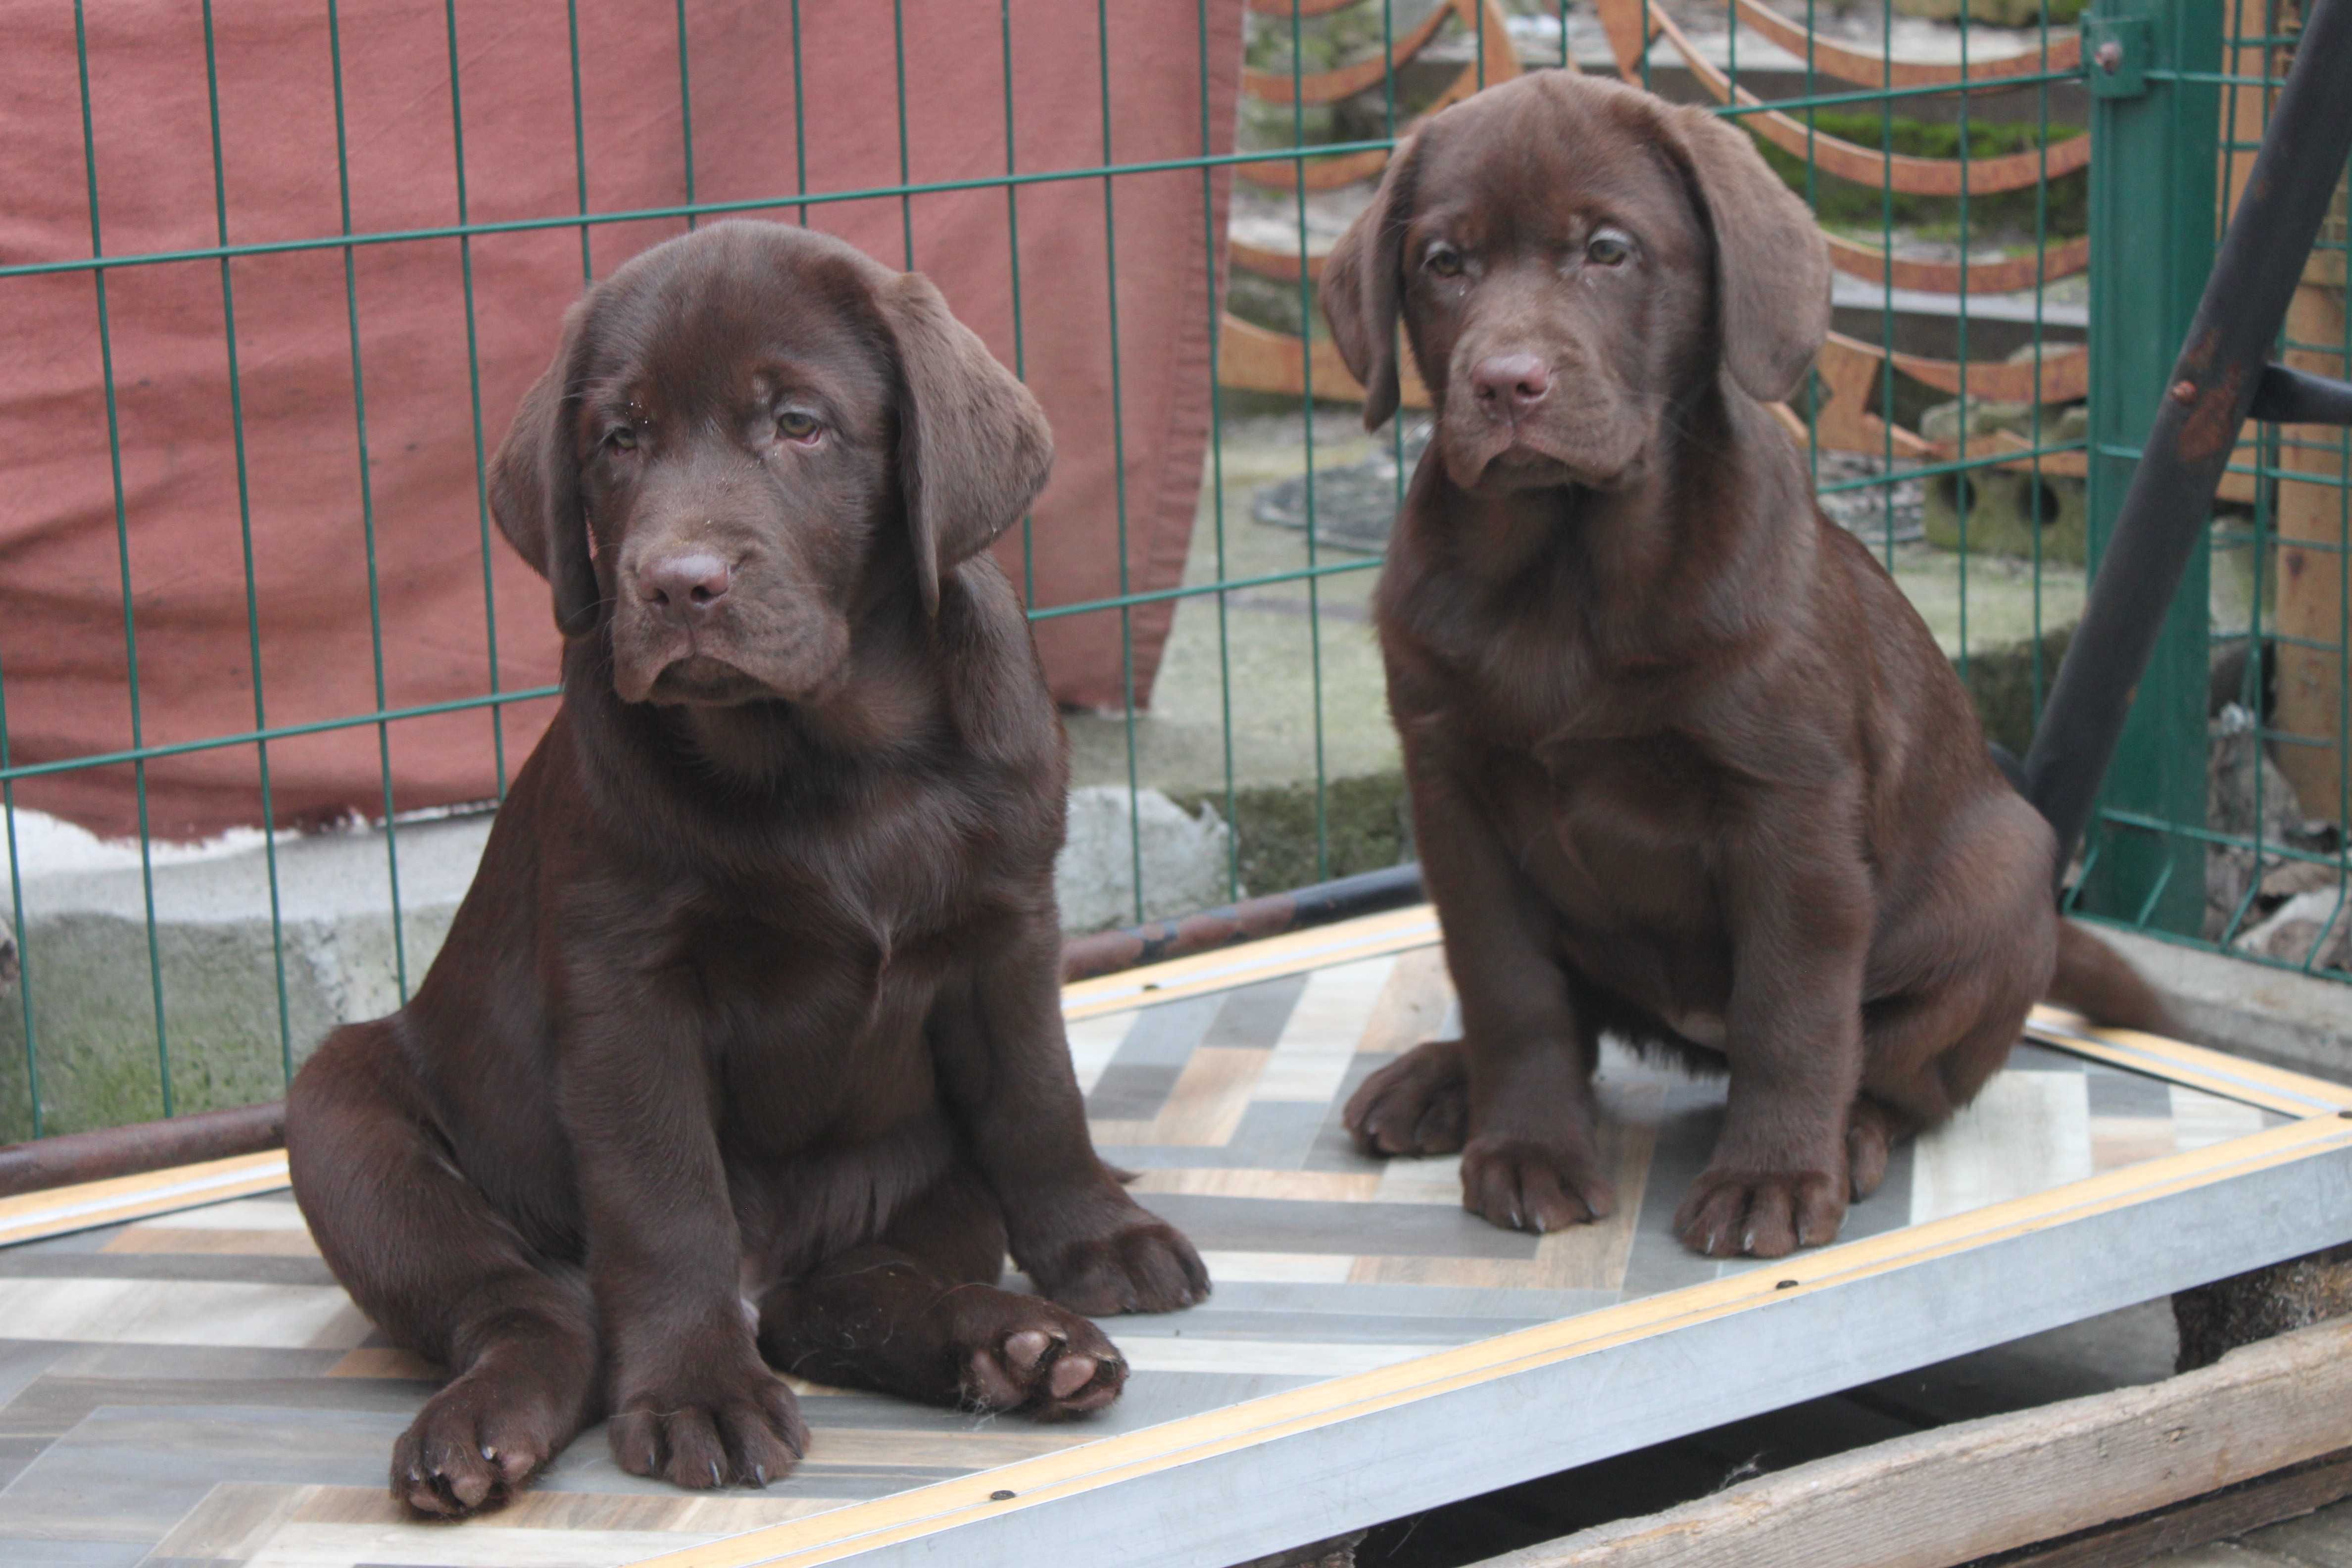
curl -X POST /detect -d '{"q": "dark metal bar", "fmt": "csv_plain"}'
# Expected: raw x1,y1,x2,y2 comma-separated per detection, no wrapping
0,1102,285,1199
2023,0,2352,881
1059,865,1426,982
1,867,1432,1195
2250,362,2352,427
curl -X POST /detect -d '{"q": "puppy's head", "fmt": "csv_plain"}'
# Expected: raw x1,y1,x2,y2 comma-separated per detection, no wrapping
1321,71,1829,496
490,220,1052,707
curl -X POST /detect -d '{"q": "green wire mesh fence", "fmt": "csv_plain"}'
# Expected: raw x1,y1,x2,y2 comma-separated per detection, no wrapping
0,0,2344,1144
2066,0,2351,981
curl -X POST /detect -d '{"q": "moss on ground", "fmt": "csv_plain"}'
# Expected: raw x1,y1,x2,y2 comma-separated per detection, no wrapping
1173,772,1414,900
1168,627,2078,904
1756,112,2087,237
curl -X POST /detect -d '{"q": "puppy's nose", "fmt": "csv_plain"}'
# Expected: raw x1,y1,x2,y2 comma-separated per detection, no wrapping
1470,353,1551,414
637,551,732,613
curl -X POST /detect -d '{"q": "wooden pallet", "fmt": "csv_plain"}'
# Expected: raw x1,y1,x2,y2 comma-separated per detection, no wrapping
1,905,2348,1567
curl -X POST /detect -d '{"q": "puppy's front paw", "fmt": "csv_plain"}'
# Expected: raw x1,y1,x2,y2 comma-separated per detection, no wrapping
954,1291,1128,1419
392,1357,575,1518
1025,1193,1210,1315
1345,1038,1469,1157
609,1342,808,1491
1673,1168,1845,1258
1460,1134,1614,1233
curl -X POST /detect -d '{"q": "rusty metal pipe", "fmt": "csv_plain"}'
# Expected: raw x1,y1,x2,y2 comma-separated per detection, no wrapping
1058,864,1424,981
0,1101,286,1199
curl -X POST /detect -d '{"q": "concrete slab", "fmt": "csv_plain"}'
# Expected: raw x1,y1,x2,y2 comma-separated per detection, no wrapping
0,782,1232,1140
2235,1496,2352,1567
0,812,488,1138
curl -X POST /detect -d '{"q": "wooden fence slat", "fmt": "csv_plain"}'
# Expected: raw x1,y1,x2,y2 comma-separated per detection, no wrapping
1728,0,2083,89
1622,0,2092,196
1243,0,1459,107
1216,312,1432,410
1828,233,2091,296
1237,0,1520,190
1887,340,2090,404
1233,224,2090,298
1243,0,1365,16
1230,237,1322,284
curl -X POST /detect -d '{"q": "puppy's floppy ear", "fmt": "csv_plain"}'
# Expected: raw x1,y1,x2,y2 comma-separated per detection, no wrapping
489,299,602,638
1663,105,1832,403
1320,132,1422,433
878,272,1054,617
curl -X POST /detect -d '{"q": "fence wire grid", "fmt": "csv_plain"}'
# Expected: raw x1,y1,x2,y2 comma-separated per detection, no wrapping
0,0,2346,1143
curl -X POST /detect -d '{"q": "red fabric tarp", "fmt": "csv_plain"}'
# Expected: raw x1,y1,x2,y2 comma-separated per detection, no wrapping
0,0,1241,840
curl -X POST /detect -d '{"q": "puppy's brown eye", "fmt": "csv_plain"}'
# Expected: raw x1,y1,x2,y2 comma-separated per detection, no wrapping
604,426,638,452
1586,229,1633,267
776,410,822,442
1424,244,1464,278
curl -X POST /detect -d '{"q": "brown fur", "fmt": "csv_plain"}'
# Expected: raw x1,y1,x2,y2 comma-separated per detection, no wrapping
285,220,1206,1519
1323,73,2173,1259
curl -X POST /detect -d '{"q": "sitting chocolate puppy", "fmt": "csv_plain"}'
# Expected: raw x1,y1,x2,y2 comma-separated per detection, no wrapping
1323,73,2170,1260
287,220,1207,1519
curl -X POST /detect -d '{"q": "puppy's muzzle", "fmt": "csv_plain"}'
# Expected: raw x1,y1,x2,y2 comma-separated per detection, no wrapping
636,550,734,622
1470,353,1552,424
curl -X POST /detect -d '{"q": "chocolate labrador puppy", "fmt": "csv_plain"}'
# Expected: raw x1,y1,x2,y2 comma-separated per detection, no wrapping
286,219,1207,1519
1323,73,2170,1260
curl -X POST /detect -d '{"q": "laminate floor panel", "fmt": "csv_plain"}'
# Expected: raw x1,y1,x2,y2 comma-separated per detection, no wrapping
0,909,2338,1568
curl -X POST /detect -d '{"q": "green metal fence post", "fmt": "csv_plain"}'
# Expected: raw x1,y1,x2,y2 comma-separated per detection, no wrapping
2075,0,2224,933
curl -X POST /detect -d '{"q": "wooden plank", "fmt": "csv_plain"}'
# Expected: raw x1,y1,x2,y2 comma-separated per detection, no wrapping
1639,3,2091,196
1243,0,1364,15
2271,278,2348,825
1465,1317,2352,1568
1812,332,1938,461
1827,233,2091,297
1242,0,1458,106
1215,312,1435,411
1888,343,2089,405
1983,1449,2352,1568
1236,1,1517,191
1726,0,2083,90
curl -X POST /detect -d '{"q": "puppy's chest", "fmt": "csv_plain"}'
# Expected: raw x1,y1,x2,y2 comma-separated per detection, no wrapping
1481,734,1723,895
1409,592,1720,820
648,797,1008,1026
674,892,960,1148
761,769,1031,933
1473,742,1735,1024
684,833,993,1005
1406,590,1653,743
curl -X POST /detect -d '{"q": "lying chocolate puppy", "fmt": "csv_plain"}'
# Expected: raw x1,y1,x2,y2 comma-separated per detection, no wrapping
287,219,1206,1518
1322,73,2171,1260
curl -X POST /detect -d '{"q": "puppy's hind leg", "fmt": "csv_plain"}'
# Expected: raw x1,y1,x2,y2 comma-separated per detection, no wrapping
1345,1037,1470,1157
287,1021,600,1518
1848,944,2050,1203
1849,806,2060,1202
756,1166,1127,1421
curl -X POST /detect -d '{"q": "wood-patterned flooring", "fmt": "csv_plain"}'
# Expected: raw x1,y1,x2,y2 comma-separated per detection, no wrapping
0,932,2289,1567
